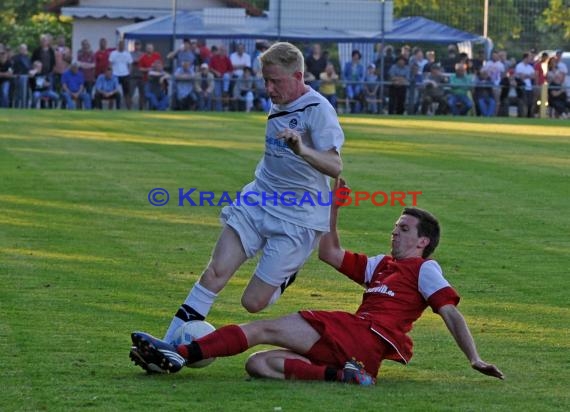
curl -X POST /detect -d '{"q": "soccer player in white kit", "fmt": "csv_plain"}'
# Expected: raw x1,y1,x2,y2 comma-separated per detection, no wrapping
131,42,344,362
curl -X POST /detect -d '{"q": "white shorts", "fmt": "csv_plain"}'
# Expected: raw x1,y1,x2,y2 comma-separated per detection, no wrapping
220,205,322,287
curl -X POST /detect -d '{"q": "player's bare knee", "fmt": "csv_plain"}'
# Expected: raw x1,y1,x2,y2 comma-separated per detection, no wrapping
241,295,269,313
201,264,229,291
245,353,265,377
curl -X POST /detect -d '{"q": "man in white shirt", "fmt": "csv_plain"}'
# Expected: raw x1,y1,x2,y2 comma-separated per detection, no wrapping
514,53,536,118
109,40,133,109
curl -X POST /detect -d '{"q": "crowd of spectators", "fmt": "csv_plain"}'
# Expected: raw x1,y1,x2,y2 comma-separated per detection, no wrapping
0,34,568,119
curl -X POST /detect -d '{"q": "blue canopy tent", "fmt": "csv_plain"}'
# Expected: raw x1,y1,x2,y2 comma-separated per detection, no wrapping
118,12,488,46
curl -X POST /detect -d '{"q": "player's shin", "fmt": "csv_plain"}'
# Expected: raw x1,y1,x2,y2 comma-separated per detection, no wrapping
178,324,249,362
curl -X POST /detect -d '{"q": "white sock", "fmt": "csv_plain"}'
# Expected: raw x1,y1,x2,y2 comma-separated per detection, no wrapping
164,282,217,342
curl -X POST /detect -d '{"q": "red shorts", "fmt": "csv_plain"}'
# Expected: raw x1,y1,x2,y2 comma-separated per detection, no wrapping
299,310,390,377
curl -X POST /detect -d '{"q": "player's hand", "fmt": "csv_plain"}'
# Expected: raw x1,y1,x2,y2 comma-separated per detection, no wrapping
471,359,505,380
276,128,304,155
332,177,351,208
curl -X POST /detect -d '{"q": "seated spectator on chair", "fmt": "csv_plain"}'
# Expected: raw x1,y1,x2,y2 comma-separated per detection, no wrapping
232,66,254,112
145,60,170,111
420,64,449,115
343,50,365,113
174,60,197,110
61,61,92,110
29,61,59,108
363,63,379,114
319,63,339,111
548,71,569,119
94,67,121,109
447,63,473,116
194,62,215,111
474,70,496,117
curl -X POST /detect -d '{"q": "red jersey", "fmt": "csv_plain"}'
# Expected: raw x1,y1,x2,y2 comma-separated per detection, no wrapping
209,54,233,76
339,251,460,364
94,48,112,77
139,52,162,81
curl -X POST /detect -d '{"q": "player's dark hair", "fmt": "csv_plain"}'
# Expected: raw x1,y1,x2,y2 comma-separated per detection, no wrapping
402,207,440,258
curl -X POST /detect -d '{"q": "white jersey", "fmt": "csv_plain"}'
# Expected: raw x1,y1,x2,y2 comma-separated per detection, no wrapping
109,50,133,77
246,88,344,231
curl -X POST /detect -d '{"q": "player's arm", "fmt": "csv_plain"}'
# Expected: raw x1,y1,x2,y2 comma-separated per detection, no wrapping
438,304,505,380
318,177,347,269
276,128,342,178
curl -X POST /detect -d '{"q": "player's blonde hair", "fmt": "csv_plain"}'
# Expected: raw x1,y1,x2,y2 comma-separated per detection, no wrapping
260,42,304,75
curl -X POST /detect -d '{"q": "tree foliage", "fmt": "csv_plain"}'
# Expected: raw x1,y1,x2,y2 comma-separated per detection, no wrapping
541,0,570,41
0,0,71,49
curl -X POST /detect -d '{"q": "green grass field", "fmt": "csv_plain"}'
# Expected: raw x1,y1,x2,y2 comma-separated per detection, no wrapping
1,111,568,411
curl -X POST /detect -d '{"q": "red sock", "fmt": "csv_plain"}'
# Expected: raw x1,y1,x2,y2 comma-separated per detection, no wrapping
189,324,249,360
284,359,328,381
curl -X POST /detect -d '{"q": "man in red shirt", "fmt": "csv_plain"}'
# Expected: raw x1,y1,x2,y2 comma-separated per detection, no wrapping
130,179,504,385
209,45,233,111
94,37,113,78
138,43,162,82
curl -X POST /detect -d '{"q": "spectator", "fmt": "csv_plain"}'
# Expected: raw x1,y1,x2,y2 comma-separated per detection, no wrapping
442,45,459,73
194,62,215,111
209,45,233,111
29,61,59,109
420,64,449,115
232,66,254,112
474,70,496,117
94,38,112,79
388,55,409,115
251,41,268,75
343,50,365,113
554,49,568,84
548,71,569,119
94,67,121,110
145,60,170,111
253,69,270,112
77,39,95,95
409,47,428,73
471,50,485,73
319,63,339,111
167,38,198,70
305,43,327,91
129,40,145,110
61,61,91,110
498,69,524,117
447,63,473,116
514,53,536,118
407,63,423,114
109,40,133,109
31,34,55,78
11,44,32,108
375,44,394,83
173,60,197,111
363,63,379,114
0,48,14,107
423,50,436,73
482,51,505,115
302,63,315,86
197,39,212,65
229,43,251,79
53,34,71,92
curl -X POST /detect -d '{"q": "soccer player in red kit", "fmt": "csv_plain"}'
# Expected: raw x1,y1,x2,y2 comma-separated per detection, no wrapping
131,179,504,384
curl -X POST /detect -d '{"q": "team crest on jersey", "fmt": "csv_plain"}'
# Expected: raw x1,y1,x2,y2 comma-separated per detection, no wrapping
289,118,298,129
